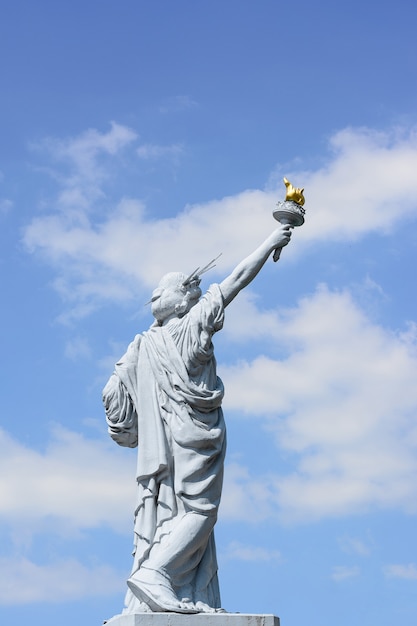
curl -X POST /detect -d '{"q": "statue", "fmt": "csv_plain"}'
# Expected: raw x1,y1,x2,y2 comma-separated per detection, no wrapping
103,182,304,616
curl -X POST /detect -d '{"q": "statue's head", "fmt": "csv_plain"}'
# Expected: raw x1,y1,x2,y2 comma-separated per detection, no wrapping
151,271,202,325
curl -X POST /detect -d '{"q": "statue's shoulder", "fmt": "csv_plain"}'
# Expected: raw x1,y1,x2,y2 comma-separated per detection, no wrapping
128,333,142,352
199,283,222,305
116,333,142,367
203,283,224,314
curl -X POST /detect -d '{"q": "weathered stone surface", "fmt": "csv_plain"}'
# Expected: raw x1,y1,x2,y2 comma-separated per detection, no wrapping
104,614,280,626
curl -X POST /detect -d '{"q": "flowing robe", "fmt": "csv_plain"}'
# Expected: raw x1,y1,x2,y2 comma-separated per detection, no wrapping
103,285,226,611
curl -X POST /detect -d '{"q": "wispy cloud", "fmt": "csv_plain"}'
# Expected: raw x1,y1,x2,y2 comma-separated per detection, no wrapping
332,565,360,581
338,535,372,557
0,557,123,604
64,336,92,360
221,462,274,522
159,95,198,114
34,121,137,182
136,142,184,160
29,121,137,212
0,426,135,536
383,563,417,580
222,541,282,563
0,198,12,215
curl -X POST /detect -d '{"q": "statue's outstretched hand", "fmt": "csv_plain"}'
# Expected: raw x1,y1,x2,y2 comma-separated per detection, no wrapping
268,224,292,252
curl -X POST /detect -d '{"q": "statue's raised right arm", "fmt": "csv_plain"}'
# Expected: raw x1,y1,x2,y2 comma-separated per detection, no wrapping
220,223,292,307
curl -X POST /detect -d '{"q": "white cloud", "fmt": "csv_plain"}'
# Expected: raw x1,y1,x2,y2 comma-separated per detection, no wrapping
338,535,372,557
22,124,417,314
24,197,148,316
24,187,274,308
159,95,198,114
221,290,284,344
35,121,137,181
0,426,136,536
282,125,417,243
331,565,360,581
221,285,417,522
0,556,123,604
220,462,274,522
0,198,12,215
136,142,184,160
222,541,282,563
30,121,137,213
64,336,92,360
383,563,417,580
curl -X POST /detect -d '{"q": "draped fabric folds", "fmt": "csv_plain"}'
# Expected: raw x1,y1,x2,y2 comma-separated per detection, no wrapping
103,285,226,612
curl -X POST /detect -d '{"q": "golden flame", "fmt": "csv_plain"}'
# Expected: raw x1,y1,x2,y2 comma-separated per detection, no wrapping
283,177,305,206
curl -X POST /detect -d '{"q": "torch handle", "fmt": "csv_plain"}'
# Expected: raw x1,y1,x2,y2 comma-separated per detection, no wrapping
273,247,282,262
273,218,292,262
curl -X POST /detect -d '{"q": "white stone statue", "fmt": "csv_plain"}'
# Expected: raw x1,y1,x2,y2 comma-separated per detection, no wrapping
103,224,292,615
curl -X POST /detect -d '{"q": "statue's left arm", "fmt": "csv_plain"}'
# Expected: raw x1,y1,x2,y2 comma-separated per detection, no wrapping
219,223,292,307
103,374,138,448
102,334,141,448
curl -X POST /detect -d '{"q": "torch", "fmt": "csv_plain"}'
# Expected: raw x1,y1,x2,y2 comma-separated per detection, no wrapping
273,177,306,261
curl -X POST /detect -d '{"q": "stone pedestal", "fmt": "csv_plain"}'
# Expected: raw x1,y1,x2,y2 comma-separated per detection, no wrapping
103,614,280,626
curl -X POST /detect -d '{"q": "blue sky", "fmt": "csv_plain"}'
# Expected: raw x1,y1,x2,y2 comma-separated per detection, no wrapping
1,1,417,625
